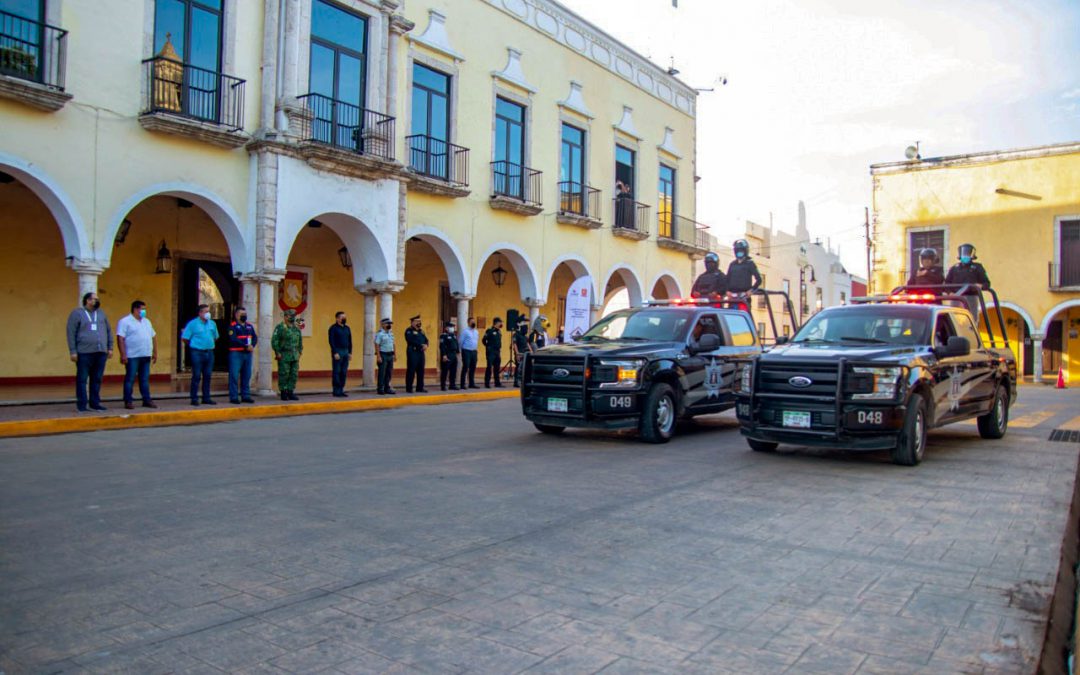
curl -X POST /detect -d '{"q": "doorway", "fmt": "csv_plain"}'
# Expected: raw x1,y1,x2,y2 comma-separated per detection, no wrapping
178,258,237,372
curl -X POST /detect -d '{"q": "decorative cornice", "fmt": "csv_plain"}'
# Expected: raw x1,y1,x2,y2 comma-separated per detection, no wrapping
484,0,696,117
557,81,594,120
139,113,250,150
657,126,681,159
408,9,464,62
492,48,536,93
0,74,72,112
68,258,108,275
613,105,641,140
870,141,1080,175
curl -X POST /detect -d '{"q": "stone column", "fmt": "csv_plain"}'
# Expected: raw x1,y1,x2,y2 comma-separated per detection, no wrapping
455,295,473,330
1032,332,1045,382
590,303,604,327
240,277,259,314
255,273,285,395
361,289,378,388
386,12,414,114
525,299,543,326
258,0,280,135
69,259,106,304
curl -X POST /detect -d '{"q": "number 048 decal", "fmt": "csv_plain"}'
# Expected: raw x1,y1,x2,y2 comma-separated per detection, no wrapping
857,410,884,425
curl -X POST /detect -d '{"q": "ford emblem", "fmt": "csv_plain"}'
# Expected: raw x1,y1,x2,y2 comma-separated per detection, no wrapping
788,376,813,388
553,368,570,379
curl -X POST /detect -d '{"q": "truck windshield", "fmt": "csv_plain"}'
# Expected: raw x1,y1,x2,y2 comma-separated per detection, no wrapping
793,308,929,345
582,309,692,342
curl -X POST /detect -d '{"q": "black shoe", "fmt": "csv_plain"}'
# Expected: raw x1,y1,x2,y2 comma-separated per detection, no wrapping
376,390,384,395
340,392,349,397
76,407,88,413
279,391,287,400
230,398,241,404
202,399,217,405
289,392,300,401
93,404,109,411
386,389,397,395
449,386,459,390
191,400,200,406
469,385,480,389
241,397,255,403
494,383,503,388
405,389,413,394
416,388,427,393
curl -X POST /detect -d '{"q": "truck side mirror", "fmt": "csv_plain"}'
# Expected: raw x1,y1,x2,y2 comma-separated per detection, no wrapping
692,333,721,354
775,336,789,345
936,335,970,358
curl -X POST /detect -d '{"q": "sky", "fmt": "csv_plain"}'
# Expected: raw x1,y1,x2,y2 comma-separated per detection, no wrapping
560,0,1080,275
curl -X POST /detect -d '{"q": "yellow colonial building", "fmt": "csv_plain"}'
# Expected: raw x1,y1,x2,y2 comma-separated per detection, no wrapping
0,0,703,392
870,141,1080,383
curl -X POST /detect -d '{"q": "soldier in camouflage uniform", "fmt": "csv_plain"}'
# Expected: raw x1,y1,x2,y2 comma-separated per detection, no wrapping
272,308,303,400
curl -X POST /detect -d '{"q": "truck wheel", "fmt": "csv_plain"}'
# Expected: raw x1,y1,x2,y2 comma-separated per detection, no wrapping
533,423,565,435
747,439,778,453
977,387,1009,439
892,395,927,466
640,384,676,444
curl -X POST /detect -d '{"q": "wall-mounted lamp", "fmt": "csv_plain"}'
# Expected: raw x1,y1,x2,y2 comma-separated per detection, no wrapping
307,219,323,228
155,240,173,274
491,255,508,288
114,219,132,246
338,246,352,269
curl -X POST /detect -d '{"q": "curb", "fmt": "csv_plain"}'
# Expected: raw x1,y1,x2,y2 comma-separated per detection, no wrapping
0,390,519,440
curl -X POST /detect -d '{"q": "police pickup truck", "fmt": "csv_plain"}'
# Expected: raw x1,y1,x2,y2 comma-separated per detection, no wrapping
735,286,1018,465
520,293,795,443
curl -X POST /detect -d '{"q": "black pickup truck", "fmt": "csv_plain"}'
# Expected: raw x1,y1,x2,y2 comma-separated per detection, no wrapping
735,287,1018,465
520,302,766,443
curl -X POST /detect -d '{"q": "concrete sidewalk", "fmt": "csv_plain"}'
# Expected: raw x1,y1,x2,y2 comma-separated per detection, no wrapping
0,387,519,439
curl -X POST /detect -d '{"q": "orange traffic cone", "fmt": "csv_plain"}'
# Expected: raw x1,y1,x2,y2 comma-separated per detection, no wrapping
1057,367,1067,389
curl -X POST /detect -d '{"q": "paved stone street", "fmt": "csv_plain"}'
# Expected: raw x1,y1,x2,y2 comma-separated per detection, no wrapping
2,387,1079,674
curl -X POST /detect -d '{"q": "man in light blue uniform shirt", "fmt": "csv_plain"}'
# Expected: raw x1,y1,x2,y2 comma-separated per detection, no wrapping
181,303,220,406
459,318,480,389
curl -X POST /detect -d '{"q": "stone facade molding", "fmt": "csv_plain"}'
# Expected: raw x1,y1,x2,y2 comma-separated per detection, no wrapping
0,73,72,112
492,47,535,93
408,9,464,62
139,112,251,149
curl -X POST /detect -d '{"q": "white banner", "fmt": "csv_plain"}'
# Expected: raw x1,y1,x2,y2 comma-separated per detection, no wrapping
564,276,593,343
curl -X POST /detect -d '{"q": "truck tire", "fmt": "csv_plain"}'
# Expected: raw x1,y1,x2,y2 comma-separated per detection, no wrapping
892,395,927,466
533,423,565,435
747,439,778,453
640,383,677,444
977,386,1009,439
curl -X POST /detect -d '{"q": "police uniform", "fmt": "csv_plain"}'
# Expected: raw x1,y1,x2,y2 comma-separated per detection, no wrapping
726,258,763,294
512,323,530,387
271,309,303,400
907,266,945,287
946,261,991,323
438,322,460,391
482,324,503,387
404,317,428,393
373,319,396,395
691,270,727,299
227,316,257,403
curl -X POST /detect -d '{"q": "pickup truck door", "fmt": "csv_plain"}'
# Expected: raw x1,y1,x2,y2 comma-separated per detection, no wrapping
931,312,993,423
681,314,724,411
684,313,760,413
950,311,997,412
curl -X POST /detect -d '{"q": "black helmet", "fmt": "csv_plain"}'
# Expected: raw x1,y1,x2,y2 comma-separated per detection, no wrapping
957,243,976,262
733,239,750,259
704,251,720,272
919,247,937,263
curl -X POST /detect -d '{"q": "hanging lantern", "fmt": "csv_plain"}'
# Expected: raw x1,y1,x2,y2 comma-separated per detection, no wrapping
491,255,508,288
155,240,173,274
338,246,352,269
114,219,132,246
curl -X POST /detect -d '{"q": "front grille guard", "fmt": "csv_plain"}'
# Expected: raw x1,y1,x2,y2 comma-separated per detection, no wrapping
523,353,595,419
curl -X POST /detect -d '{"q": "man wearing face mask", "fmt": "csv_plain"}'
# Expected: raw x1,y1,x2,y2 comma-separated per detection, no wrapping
272,309,304,400
404,315,428,393
512,315,531,387
483,317,503,388
945,243,991,323
182,303,220,406
726,239,763,296
439,320,460,391
459,317,479,389
227,306,257,404
328,311,353,397
67,292,113,412
116,300,159,410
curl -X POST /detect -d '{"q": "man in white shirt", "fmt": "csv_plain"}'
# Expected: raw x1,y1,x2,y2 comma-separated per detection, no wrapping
115,299,158,410
459,318,480,389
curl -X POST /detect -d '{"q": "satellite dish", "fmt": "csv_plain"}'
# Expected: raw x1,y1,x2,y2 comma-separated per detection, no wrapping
904,143,921,160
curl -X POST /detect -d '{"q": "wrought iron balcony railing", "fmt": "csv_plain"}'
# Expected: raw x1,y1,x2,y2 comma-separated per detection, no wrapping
661,214,709,250
491,160,542,206
406,134,469,187
558,181,601,220
142,57,245,130
0,9,66,89
298,93,396,161
612,197,650,235
1049,260,1080,289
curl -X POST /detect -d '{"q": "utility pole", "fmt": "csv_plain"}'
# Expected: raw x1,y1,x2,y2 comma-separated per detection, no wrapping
864,206,872,294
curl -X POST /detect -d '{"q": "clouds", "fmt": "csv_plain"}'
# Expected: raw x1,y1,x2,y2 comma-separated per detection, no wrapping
561,0,1080,272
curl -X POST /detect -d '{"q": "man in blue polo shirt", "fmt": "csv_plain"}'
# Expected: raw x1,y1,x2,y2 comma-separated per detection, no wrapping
181,304,220,406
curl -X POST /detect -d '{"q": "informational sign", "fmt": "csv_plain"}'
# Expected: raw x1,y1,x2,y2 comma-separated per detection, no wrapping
563,276,593,343
279,266,314,337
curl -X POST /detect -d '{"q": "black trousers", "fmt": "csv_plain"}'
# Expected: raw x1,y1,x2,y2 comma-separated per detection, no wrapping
440,355,458,389
406,349,425,392
460,349,477,387
377,351,394,392
485,351,502,387
331,350,349,394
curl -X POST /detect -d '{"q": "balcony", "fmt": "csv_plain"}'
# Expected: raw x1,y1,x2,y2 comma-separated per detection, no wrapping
1049,261,1080,291
0,9,70,111
611,198,650,240
295,93,401,179
140,57,247,148
557,182,602,229
489,161,542,216
657,214,709,255
405,134,469,197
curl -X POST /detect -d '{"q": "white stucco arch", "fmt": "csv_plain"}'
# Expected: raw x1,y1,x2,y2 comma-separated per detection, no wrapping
544,254,598,301
405,225,471,295
1040,299,1080,336
602,263,645,307
103,182,252,272
0,152,91,261
649,271,684,300
474,242,541,301
987,300,1036,333
284,212,392,286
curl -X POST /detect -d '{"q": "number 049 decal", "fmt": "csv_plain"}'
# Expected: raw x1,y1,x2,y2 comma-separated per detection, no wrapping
609,396,633,409
857,410,884,425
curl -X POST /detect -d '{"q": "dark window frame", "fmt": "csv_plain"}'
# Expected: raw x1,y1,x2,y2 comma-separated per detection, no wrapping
494,96,526,165
309,0,368,110
658,163,676,238
411,61,451,141
153,0,224,73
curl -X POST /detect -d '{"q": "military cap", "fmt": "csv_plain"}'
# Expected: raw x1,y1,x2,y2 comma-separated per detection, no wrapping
380,317,392,325
410,315,420,321
284,308,297,318
444,320,455,328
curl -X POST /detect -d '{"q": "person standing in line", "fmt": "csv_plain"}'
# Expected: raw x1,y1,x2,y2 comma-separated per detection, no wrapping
404,315,428,393
459,317,479,389
374,316,396,395
227,306,257,404
66,291,113,412
181,303,220,406
906,248,945,287
439,321,460,391
328,311,352,397
529,315,549,351
945,243,991,324
512,315,531,387
272,308,303,400
116,300,159,410
483,317,503,388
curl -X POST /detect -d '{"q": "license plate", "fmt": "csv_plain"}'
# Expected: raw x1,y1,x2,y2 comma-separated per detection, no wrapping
547,398,568,413
782,411,812,428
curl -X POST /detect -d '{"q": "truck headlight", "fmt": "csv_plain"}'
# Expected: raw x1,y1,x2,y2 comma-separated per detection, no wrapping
850,367,902,400
738,364,753,393
598,359,644,389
